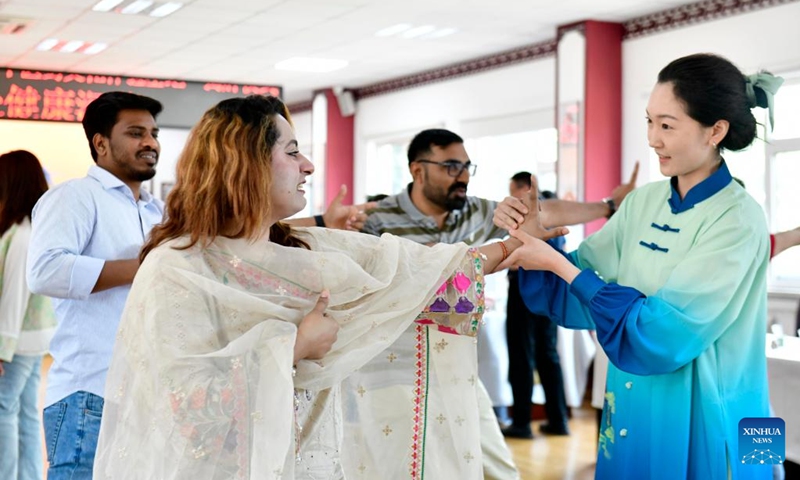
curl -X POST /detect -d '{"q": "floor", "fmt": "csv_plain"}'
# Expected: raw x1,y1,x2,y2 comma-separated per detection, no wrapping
507,407,598,480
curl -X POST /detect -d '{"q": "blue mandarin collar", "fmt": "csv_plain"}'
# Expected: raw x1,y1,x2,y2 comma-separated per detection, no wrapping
668,160,732,214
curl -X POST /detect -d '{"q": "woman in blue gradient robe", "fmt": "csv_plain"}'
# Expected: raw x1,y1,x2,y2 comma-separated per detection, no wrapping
493,54,783,479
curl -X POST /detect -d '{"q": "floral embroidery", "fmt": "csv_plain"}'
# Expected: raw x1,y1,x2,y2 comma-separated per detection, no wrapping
204,249,314,300
165,354,249,478
414,248,486,337
598,391,616,460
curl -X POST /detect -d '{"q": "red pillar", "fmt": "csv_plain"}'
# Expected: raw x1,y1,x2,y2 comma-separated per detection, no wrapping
323,89,354,205
583,21,623,235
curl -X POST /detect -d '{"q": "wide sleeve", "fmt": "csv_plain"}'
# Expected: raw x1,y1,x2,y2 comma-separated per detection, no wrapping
95,259,297,480
571,214,767,375
516,191,631,330
288,229,473,391
27,184,104,299
517,254,595,330
524,203,768,376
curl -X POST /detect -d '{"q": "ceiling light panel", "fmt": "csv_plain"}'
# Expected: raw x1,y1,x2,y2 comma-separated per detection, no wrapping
92,0,125,12
149,2,183,17
120,0,154,15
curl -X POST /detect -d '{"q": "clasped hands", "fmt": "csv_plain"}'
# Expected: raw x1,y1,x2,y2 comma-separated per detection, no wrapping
492,177,569,273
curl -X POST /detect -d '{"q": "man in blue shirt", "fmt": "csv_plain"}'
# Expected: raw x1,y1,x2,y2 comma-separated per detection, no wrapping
27,92,165,479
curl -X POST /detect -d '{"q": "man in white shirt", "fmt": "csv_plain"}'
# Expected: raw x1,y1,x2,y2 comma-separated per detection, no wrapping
27,91,165,479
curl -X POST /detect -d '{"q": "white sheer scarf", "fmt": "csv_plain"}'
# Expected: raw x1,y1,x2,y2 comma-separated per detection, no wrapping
94,227,483,479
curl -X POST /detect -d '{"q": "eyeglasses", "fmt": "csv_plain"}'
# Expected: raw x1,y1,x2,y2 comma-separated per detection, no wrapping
415,159,477,177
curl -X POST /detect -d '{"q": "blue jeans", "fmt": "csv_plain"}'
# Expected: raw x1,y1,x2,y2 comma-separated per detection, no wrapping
43,391,104,480
0,354,43,480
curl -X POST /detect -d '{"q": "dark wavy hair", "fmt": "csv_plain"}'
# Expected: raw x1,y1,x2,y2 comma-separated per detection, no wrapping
0,150,49,234
658,53,762,152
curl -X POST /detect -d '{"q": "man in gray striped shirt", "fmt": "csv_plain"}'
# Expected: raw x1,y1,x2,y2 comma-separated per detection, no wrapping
358,128,636,480
363,129,628,243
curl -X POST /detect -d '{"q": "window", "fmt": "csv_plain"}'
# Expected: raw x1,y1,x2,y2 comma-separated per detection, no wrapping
364,140,412,199
728,79,800,291
765,81,800,291
463,128,558,200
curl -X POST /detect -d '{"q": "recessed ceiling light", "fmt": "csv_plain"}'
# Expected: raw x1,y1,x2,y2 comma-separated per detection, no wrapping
374,23,412,37
149,2,183,17
120,0,154,14
35,38,59,51
401,25,437,39
92,0,125,12
83,42,108,54
423,28,457,39
60,40,85,53
275,57,348,73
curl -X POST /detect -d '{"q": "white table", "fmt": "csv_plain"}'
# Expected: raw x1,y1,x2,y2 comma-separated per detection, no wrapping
766,334,800,463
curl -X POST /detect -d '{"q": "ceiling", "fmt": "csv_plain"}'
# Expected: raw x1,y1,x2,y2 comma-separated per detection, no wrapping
0,0,694,103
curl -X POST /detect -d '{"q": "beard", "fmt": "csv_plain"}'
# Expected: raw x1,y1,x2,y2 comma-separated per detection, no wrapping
111,145,158,182
423,179,468,211
126,165,157,182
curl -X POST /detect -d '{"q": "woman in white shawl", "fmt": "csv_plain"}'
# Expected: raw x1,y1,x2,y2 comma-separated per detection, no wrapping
93,95,563,479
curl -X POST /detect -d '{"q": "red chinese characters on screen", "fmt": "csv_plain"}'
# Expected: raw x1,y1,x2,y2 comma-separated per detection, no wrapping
0,84,42,119
41,88,102,121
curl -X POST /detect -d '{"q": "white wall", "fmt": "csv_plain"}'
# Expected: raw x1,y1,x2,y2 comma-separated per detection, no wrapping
291,110,312,152
0,120,91,185
150,127,191,200
0,119,189,199
621,2,800,184
353,58,557,202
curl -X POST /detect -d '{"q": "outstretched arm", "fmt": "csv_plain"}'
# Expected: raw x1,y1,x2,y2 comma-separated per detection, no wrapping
771,227,800,259
285,184,378,231
494,162,640,229
507,214,767,376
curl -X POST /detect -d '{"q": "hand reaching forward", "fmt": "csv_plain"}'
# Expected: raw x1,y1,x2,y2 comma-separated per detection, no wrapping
610,161,640,207
493,195,528,232
493,175,568,241
323,185,379,232
294,290,340,363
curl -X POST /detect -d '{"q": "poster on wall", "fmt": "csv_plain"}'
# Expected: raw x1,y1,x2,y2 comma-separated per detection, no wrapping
0,68,282,128
556,101,582,203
